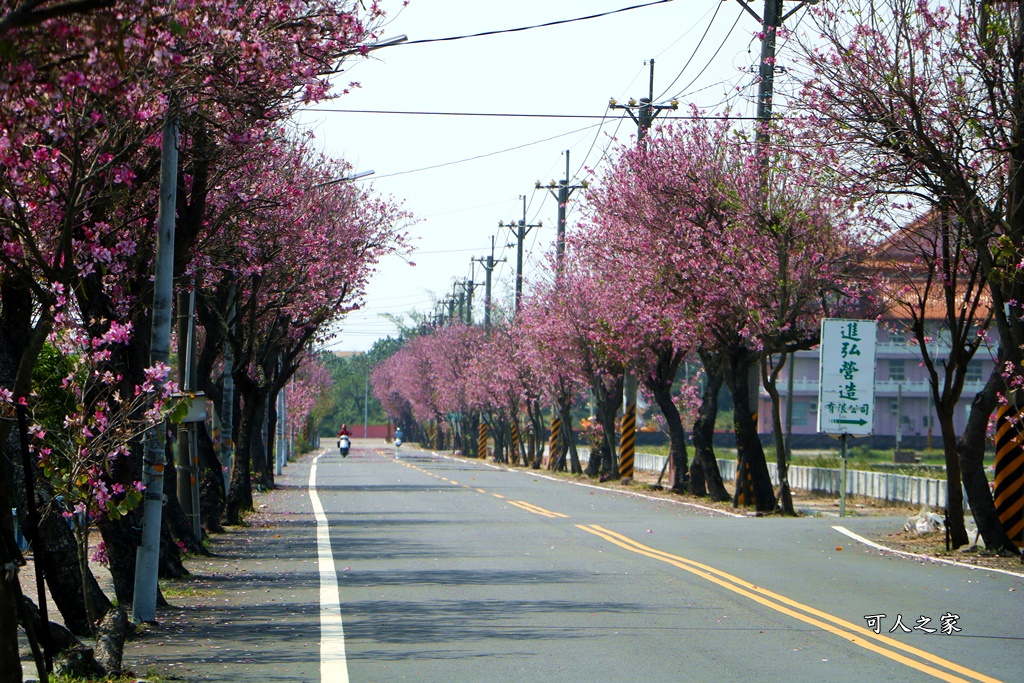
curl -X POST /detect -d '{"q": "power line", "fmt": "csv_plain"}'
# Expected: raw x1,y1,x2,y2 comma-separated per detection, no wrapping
393,1,675,47
665,5,746,103
414,246,488,255
371,123,602,179
304,108,763,120
656,0,723,100
304,109,610,118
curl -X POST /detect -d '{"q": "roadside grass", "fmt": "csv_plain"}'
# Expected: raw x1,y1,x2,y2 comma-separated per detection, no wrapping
158,580,220,599
48,673,168,683
631,443,989,480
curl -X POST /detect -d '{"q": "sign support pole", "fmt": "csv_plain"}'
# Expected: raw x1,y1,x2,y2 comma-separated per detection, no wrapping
840,433,848,518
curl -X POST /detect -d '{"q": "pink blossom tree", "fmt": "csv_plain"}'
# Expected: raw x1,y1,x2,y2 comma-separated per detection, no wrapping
519,257,623,477
0,0,398,647
795,0,1019,548
582,113,866,511
194,144,407,522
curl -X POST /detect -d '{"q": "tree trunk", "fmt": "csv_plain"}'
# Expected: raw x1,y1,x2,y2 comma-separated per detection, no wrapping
492,415,506,463
726,348,775,512
647,368,688,491
469,413,480,457
594,374,623,480
160,456,203,554
937,408,970,548
196,422,226,533
957,360,1017,551
762,354,795,515
93,606,130,675
690,350,730,501
558,396,582,474
40,509,111,635
7,426,111,636
17,595,105,681
255,392,271,489
1,508,26,683
225,382,260,524
528,400,544,469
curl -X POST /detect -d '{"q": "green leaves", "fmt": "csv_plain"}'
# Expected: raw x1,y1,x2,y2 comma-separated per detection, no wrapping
166,394,193,424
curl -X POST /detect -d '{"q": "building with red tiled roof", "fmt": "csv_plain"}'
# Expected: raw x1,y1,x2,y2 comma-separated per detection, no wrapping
757,210,997,450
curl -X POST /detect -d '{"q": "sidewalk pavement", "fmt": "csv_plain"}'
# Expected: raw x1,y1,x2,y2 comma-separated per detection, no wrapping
22,445,344,683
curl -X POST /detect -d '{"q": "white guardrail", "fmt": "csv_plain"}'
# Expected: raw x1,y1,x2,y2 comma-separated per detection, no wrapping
633,452,963,510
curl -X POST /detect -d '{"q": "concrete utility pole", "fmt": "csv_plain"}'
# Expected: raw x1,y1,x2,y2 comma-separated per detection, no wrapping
732,0,814,504
734,0,817,151
608,59,678,146
220,288,235,494
608,59,677,482
473,235,506,331
454,281,465,323
499,195,542,315
132,111,177,624
459,276,479,325
176,286,201,540
536,151,587,269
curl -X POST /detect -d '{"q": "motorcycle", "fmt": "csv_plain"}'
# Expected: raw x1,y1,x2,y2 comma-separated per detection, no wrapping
394,434,403,449
339,434,350,457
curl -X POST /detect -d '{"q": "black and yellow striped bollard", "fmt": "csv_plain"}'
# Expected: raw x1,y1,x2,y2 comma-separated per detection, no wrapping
619,373,637,482
511,419,521,465
478,421,489,460
547,415,561,470
995,404,1024,549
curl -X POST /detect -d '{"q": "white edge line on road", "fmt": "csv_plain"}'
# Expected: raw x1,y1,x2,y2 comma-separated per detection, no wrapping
832,525,1024,578
310,453,350,683
433,452,745,518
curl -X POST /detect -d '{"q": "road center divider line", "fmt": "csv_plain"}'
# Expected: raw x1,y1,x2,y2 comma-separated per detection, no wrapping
512,500,569,518
310,454,349,683
508,500,559,518
578,524,999,683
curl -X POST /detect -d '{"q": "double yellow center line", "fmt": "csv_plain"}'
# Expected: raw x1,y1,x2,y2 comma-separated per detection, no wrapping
576,524,1000,683
391,456,999,682
508,500,569,518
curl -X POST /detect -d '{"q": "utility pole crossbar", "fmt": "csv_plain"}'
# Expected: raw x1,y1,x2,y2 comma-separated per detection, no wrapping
499,195,542,316
473,235,507,331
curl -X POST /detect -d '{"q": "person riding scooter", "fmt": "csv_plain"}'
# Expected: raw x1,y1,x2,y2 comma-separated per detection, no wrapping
337,424,352,456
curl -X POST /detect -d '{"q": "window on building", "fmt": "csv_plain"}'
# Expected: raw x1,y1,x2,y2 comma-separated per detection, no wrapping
889,359,905,382
966,360,983,383
791,404,807,426
890,400,899,415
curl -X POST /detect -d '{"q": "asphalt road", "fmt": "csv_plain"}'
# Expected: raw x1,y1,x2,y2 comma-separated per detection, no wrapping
303,441,1022,683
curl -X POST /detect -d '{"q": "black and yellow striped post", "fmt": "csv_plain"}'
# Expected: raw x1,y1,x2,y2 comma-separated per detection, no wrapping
430,421,439,450
995,404,1024,550
619,373,637,482
511,419,521,465
478,421,489,460
547,415,561,470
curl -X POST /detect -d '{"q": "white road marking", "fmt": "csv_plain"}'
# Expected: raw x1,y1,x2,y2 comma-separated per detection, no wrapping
310,453,349,682
832,525,1024,578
